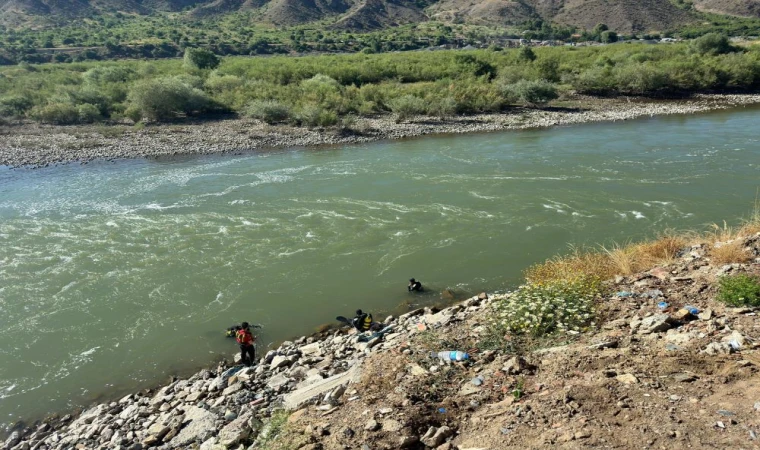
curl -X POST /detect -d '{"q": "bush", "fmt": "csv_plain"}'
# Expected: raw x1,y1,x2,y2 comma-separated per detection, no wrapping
0,94,34,118
501,79,559,105
295,105,338,127
492,277,600,336
427,96,458,118
717,274,760,306
388,94,426,121
518,46,536,62
690,33,735,55
77,103,102,123
30,103,80,124
126,77,214,121
183,48,220,70
83,66,136,84
244,100,290,124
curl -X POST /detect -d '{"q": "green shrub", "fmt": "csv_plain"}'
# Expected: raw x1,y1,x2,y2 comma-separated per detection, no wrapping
492,277,600,336
614,64,669,95
518,46,536,62
295,105,338,127
717,273,760,306
0,94,34,118
183,48,220,70
126,76,214,121
29,103,81,124
244,100,291,124
690,33,735,55
501,79,559,105
427,96,458,118
83,66,136,84
205,75,244,93
388,94,426,121
77,103,101,123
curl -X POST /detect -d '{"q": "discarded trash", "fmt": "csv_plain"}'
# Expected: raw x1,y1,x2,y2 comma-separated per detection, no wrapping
616,291,633,298
438,408,446,414
751,430,757,440
716,421,725,429
717,410,735,417
729,340,742,351
657,301,669,310
665,344,681,351
431,351,470,361
500,427,511,435
471,376,484,386
685,305,699,315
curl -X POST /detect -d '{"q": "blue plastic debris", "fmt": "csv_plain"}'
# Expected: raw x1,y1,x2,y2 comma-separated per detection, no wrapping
616,291,633,298
657,301,669,310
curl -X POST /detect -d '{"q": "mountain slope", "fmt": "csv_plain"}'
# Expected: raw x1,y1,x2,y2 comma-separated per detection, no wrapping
692,0,760,18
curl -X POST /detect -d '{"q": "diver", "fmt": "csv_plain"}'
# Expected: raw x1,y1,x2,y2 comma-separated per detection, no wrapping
352,309,382,332
408,278,423,292
232,322,257,367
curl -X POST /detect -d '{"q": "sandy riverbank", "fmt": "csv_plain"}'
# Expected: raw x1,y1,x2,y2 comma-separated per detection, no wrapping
2,94,760,168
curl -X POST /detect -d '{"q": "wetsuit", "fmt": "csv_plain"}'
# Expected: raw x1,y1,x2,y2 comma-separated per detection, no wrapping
235,327,256,367
408,281,423,292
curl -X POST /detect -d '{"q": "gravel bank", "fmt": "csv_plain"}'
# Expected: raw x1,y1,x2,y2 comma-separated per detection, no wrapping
2,94,759,168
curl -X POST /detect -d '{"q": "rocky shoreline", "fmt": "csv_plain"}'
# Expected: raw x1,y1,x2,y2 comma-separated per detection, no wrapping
4,231,760,450
1,94,760,168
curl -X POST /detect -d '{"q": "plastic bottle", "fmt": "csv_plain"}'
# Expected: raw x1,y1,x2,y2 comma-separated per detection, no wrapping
431,351,470,361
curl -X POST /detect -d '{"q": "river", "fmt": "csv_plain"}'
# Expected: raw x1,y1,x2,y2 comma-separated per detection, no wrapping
1,107,759,431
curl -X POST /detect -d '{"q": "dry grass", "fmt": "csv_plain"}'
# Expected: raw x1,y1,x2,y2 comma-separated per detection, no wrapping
526,199,760,284
711,241,753,265
525,234,687,284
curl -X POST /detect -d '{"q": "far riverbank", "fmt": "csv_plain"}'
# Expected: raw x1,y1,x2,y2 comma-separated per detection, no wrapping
2,94,760,168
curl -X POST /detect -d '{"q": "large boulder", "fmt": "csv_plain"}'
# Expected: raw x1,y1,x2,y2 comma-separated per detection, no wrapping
168,406,217,447
218,413,252,447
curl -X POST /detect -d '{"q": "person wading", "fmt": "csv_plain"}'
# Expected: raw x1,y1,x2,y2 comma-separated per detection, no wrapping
235,322,257,367
408,278,423,292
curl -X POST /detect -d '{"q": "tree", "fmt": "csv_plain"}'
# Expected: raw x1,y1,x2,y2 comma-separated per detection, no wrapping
518,46,536,62
690,33,734,55
600,31,618,43
593,23,609,35
183,48,220,70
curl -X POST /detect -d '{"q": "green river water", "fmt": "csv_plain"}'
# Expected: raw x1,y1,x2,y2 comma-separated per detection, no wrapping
1,107,759,431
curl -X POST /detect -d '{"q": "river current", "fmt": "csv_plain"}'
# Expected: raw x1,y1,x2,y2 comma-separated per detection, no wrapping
1,107,759,430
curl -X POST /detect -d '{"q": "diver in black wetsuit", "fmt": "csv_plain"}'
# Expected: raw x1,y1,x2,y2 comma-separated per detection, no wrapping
408,278,423,292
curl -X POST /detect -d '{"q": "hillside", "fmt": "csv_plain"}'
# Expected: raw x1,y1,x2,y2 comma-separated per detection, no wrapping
3,0,760,33
692,0,760,18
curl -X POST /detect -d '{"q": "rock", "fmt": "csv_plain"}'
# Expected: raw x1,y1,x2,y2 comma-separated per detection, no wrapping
398,436,419,448
650,267,670,280
409,364,429,377
4,432,20,448
147,424,170,440
703,342,734,355
218,414,252,447
638,314,673,334
575,430,591,439
477,292,488,300
698,309,713,321
673,373,698,383
186,391,206,403
381,420,403,433
270,355,294,370
222,382,243,396
167,406,217,447
471,376,483,386
459,382,481,396
224,410,238,421
299,342,322,356
672,309,695,321
365,419,380,432
267,373,291,389
503,356,527,375
142,435,160,447
616,373,639,384
421,426,454,448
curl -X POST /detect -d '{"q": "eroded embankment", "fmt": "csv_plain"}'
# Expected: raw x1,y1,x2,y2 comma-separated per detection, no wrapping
4,224,760,450
2,94,760,168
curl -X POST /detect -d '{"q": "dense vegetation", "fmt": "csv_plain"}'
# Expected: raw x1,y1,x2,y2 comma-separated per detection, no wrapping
1,37,758,126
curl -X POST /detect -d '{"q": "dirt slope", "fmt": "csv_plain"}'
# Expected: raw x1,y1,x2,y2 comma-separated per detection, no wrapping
693,0,760,18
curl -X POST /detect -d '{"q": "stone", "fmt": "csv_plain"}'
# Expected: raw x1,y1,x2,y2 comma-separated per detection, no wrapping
398,436,419,448
477,292,488,300
698,309,713,321
421,426,454,448
147,424,170,440
267,373,291,389
142,435,160,447
409,364,429,377
299,342,323,356
224,410,238,421
222,382,243,396
616,373,638,384
185,391,206,403
471,376,484,386
503,356,527,375
638,314,673,334
459,383,481,396
673,373,698,383
270,355,294,370
650,267,670,280
365,419,380,432
703,342,733,355
167,406,217,447
218,414,252,447
672,309,695,321
381,419,403,433
4,432,20,448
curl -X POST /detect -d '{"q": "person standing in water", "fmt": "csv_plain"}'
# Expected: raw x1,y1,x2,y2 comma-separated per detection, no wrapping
235,322,256,367
408,278,423,292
